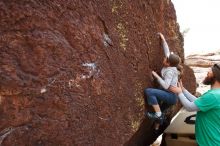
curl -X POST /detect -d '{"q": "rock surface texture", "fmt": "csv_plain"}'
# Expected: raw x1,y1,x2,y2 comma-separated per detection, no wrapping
0,0,196,146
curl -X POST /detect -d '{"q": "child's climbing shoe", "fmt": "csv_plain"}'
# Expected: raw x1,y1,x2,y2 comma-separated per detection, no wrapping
146,112,164,124
146,112,159,119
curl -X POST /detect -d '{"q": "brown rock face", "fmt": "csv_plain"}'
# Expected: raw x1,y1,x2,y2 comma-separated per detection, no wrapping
0,0,196,146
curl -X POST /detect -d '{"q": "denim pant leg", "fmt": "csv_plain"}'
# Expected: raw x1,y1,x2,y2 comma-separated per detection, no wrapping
144,88,177,105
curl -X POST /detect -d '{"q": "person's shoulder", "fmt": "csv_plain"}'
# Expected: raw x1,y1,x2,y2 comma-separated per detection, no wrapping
164,67,178,75
200,90,214,96
163,67,175,72
204,89,220,96
208,89,220,98
200,89,220,100
163,69,174,75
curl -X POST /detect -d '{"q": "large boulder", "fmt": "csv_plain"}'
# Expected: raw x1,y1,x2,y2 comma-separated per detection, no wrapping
0,0,196,145
185,52,220,67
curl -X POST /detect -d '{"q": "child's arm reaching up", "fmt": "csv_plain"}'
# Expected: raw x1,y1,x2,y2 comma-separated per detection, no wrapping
152,71,173,90
158,33,170,58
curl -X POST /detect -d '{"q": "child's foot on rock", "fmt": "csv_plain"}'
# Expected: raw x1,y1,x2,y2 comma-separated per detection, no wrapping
146,112,164,124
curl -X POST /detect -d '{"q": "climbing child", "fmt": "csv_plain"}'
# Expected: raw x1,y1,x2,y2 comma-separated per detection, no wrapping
144,33,182,129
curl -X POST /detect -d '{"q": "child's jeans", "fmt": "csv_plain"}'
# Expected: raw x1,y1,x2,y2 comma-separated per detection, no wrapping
144,88,178,110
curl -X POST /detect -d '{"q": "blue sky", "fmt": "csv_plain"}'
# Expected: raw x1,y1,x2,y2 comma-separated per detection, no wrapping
172,0,220,56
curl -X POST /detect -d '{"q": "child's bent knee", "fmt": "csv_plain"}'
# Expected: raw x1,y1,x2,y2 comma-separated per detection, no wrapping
144,88,154,96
